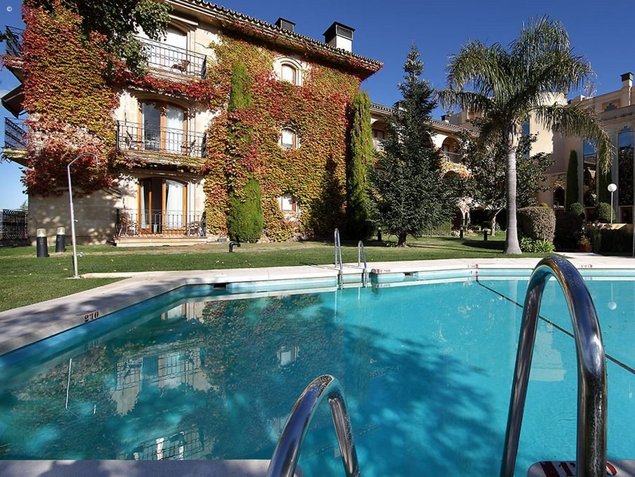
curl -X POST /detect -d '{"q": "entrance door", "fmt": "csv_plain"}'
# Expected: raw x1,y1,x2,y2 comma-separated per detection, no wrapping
139,178,187,234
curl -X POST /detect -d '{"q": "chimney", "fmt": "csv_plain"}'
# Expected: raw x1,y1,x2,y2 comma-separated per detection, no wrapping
323,22,354,52
622,72,633,88
275,18,295,32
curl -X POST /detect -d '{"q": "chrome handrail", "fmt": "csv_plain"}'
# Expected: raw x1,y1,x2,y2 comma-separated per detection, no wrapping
334,228,343,285
267,375,359,477
357,240,368,286
500,255,607,477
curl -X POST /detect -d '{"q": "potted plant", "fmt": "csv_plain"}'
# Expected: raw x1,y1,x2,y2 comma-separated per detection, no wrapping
577,236,592,252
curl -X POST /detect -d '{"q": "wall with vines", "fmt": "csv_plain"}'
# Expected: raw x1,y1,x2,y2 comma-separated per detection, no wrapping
203,36,361,240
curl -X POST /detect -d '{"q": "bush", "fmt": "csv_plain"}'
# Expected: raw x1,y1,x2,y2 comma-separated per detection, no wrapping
517,206,556,241
589,226,632,254
227,178,264,242
568,202,586,219
554,211,584,251
520,237,555,253
594,202,614,223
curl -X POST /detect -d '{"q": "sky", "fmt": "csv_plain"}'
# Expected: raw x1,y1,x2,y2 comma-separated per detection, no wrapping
0,0,634,209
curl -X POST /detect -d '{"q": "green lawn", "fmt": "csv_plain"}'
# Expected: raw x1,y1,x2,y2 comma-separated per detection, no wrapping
0,235,538,312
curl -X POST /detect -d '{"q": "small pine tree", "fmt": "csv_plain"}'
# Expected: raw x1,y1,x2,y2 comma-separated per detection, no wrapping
346,91,373,240
565,150,579,210
228,178,263,242
371,45,452,246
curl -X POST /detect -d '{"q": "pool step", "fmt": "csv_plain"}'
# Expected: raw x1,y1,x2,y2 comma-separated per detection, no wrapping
528,460,635,477
0,459,303,477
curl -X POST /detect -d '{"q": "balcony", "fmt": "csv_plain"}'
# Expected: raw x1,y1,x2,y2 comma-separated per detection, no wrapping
5,26,22,57
116,208,205,237
4,118,26,149
137,36,206,78
116,121,206,159
442,151,462,164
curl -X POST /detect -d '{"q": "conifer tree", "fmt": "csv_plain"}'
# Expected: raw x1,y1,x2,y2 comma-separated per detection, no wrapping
346,91,373,240
371,45,452,246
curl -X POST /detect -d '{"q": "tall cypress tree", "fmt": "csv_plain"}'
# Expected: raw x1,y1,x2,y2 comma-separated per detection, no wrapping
227,63,263,242
371,45,452,246
565,150,579,210
346,91,373,240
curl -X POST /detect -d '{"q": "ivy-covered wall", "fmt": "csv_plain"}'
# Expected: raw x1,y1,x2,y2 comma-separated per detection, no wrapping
203,37,361,240
9,3,365,241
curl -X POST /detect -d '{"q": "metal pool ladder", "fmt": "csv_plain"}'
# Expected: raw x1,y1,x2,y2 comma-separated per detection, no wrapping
266,375,359,477
357,240,369,286
334,228,343,285
500,255,607,477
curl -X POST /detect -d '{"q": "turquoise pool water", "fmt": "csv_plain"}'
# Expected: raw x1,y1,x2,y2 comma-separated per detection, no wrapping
1,274,634,476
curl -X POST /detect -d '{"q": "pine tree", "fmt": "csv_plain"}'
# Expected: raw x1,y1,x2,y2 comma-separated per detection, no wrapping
565,150,579,210
346,91,373,240
371,45,452,246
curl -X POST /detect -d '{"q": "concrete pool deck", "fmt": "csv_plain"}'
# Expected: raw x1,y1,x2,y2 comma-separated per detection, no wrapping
0,253,632,356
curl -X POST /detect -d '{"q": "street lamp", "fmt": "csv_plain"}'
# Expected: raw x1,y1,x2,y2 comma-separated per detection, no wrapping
607,183,617,224
67,152,99,279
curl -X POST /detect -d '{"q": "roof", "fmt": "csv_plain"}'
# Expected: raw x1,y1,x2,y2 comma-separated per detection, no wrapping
169,0,383,79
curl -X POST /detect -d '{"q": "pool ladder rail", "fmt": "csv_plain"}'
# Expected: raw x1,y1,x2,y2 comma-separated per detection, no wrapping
266,375,359,477
333,228,369,287
501,255,611,477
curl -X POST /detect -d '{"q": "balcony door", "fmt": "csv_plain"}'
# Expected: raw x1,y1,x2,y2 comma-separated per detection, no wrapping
141,101,185,154
139,178,187,235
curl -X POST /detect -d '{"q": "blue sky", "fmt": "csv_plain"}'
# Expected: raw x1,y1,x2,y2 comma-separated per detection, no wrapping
1,0,634,208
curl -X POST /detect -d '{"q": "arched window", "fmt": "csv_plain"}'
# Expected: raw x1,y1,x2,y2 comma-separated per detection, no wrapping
280,128,299,149
276,58,303,86
618,127,634,209
553,187,565,208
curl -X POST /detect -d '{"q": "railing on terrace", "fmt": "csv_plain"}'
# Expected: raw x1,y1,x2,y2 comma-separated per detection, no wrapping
116,121,206,158
442,151,462,164
137,36,207,78
5,26,22,57
4,118,27,150
116,208,206,237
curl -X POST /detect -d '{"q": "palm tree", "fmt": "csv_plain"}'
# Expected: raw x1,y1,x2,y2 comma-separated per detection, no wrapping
440,18,612,254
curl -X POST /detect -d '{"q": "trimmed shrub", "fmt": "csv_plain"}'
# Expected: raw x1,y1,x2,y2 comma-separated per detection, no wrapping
227,178,263,242
565,150,578,209
517,206,556,241
589,226,632,254
520,237,555,253
568,202,586,219
554,211,584,251
594,202,614,223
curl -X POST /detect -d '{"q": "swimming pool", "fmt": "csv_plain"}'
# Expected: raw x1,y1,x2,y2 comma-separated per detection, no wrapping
0,272,634,476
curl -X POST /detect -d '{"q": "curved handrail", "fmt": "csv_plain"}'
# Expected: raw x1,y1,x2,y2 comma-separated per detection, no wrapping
357,240,368,286
266,375,359,477
500,255,607,477
334,228,343,284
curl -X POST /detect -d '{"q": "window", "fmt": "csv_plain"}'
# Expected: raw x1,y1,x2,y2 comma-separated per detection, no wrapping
141,101,186,154
281,64,298,84
278,194,298,213
276,58,302,86
280,128,299,149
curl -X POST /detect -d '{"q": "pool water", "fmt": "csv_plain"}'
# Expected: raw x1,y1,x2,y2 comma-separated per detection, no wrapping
0,276,634,476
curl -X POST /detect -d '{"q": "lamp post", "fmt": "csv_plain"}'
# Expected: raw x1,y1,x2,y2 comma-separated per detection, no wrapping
67,152,99,279
607,183,617,224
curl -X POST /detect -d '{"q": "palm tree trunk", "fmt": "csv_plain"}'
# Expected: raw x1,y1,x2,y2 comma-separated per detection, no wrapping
505,136,522,254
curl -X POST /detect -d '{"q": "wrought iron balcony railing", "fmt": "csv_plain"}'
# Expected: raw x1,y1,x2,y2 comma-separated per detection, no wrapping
5,26,22,57
137,36,207,78
116,208,206,237
4,118,27,150
116,121,206,158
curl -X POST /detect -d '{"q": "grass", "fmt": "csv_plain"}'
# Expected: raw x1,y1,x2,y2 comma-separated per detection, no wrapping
0,235,541,312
